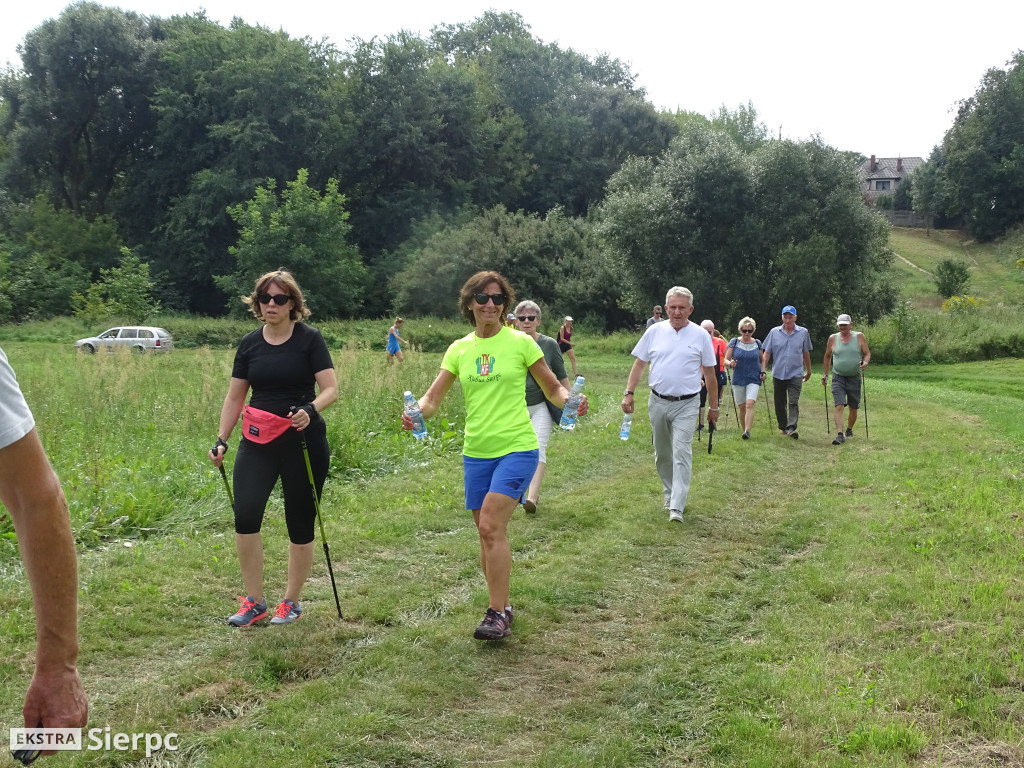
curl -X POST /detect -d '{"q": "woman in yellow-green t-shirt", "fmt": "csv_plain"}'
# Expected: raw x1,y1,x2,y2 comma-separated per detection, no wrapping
401,270,587,641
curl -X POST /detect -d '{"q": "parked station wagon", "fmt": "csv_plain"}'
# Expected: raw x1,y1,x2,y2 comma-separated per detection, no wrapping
74,326,174,354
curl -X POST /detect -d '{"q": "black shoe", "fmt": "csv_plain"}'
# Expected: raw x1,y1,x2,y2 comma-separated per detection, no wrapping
474,608,511,640
845,427,853,438
789,430,798,439
832,433,845,445
742,431,750,440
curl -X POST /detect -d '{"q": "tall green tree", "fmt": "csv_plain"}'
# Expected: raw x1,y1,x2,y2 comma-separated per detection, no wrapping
119,14,343,312
598,127,896,339
0,1,161,217
222,170,366,318
942,51,1024,240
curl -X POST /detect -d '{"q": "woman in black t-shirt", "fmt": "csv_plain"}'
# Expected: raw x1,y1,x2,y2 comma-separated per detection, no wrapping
209,269,338,627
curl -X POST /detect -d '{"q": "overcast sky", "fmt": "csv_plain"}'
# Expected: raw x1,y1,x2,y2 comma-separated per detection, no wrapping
3,0,1022,159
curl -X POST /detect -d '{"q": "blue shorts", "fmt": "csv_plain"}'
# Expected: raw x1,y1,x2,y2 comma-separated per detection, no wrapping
463,450,539,510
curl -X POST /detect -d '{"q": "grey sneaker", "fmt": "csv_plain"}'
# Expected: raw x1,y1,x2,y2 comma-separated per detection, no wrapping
845,427,853,438
832,433,845,445
270,598,302,625
669,509,684,523
474,608,511,640
228,596,268,627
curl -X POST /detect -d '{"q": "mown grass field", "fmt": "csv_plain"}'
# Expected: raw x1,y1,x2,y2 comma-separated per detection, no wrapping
1,341,1023,767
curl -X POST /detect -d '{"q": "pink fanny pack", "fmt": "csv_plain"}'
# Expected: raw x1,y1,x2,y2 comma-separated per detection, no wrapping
242,406,292,444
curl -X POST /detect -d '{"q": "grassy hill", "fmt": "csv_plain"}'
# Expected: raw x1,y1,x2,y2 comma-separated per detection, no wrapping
888,227,1024,308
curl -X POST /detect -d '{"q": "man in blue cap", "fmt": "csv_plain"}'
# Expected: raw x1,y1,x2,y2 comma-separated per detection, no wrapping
759,305,813,438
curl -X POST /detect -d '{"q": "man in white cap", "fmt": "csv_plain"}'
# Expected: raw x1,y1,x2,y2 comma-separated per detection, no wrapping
821,313,871,445
760,305,813,438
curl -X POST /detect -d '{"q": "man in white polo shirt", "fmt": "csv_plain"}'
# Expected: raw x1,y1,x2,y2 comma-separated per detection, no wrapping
1,346,88,750
621,287,718,523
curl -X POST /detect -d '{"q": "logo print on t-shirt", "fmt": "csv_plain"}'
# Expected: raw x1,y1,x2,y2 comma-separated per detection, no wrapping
476,354,495,376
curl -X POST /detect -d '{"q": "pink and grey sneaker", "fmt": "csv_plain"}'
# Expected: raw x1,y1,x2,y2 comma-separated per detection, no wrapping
473,607,511,640
270,598,302,625
228,596,268,627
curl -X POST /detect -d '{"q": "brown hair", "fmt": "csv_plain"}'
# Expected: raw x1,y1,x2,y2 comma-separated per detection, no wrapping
458,271,515,325
243,268,311,321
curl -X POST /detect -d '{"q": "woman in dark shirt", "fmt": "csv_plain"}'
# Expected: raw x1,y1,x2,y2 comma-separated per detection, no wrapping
209,269,338,627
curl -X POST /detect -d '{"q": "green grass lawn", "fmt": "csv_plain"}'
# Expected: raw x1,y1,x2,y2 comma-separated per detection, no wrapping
1,345,1023,766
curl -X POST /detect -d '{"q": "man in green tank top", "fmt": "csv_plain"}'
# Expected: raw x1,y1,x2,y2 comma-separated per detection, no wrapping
821,314,871,445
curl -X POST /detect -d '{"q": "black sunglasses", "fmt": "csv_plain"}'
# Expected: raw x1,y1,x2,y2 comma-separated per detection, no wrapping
517,315,538,322
473,293,506,306
741,328,754,333
257,292,291,305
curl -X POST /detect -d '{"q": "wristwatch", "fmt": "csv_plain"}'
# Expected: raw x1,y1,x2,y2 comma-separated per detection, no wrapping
623,390,634,396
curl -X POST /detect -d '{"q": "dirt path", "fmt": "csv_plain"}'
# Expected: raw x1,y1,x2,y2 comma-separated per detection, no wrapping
893,251,932,275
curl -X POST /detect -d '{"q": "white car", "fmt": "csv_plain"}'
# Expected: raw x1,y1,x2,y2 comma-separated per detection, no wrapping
75,326,174,354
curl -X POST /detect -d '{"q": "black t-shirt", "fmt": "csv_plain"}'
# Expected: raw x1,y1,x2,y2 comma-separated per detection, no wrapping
232,323,334,417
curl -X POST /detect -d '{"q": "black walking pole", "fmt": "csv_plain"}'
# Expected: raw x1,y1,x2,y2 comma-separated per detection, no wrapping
861,370,869,439
292,409,343,620
707,421,715,454
823,377,831,434
726,368,740,428
211,441,234,509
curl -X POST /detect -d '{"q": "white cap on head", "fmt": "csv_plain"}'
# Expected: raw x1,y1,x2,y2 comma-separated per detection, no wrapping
564,316,573,322
836,313,852,325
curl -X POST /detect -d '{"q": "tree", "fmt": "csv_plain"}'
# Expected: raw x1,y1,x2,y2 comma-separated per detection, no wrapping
222,170,366,318
942,51,1024,240
933,258,971,299
0,2,161,217
598,127,897,340
71,250,160,322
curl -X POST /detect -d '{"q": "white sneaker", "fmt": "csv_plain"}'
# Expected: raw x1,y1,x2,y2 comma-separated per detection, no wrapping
669,510,684,523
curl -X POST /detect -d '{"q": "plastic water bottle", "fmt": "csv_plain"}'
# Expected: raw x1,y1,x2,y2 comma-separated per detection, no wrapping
559,376,585,431
403,391,427,439
619,412,632,440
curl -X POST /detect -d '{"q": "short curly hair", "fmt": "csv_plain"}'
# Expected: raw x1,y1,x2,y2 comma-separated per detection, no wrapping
458,271,515,326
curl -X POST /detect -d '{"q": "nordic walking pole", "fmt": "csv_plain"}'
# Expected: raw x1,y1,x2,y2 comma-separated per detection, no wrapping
211,441,234,509
861,370,869,439
823,377,831,434
292,410,343,619
726,368,739,428
761,374,772,430
707,421,715,454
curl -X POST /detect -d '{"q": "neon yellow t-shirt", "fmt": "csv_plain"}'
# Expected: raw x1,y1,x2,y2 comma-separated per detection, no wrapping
441,326,543,458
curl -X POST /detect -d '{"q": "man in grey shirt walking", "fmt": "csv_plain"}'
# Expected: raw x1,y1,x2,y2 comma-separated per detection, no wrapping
759,305,813,439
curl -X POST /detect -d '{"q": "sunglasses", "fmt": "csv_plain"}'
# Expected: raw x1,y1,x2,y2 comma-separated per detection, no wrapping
257,293,291,305
741,328,754,333
473,293,506,306
517,315,538,322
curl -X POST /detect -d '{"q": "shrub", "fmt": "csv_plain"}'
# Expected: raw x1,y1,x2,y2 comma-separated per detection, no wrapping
933,258,971,298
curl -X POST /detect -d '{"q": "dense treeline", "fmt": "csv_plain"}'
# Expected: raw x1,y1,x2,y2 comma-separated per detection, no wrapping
1,2,898,335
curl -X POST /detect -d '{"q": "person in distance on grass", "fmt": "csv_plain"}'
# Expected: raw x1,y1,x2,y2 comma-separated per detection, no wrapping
385,317,408,364
209,269,338,628
557,315,579,378
821,313,871,445
402,271,586,641
724,317,763,440
0,346,88,753
760,305,813,439
621,286,718,524
646,305,663,329
697,319,728,432
513,300,570,516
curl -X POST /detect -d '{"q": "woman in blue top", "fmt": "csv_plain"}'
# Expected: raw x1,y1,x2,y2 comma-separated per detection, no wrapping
724,316,762,440
386,317,407,363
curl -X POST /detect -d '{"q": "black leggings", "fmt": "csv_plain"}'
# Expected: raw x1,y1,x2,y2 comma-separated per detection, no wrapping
232,422,329,544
